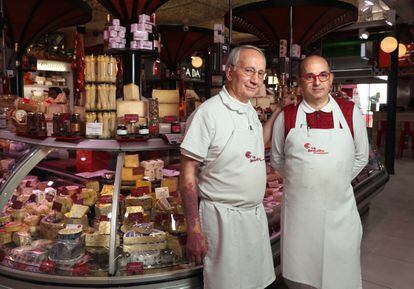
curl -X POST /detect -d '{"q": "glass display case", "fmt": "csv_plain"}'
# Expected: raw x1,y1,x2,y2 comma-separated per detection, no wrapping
0,130,388,289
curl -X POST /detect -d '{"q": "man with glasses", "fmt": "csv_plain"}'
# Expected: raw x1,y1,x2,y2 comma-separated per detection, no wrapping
271,55,369,289
180,45,282,289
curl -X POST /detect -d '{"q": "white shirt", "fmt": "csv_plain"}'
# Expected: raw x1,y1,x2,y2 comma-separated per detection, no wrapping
181,86,260,162
271,97,369,179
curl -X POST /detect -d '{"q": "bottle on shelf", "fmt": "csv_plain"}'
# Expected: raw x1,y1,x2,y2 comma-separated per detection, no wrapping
103,14,111,51
150,13,160,52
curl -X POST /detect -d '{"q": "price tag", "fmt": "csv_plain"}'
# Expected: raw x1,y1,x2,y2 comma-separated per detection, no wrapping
124,114,139,123
66,224,83,230
126,262,144,275
155,187,170,199
164,133,184,144
86,123,103,136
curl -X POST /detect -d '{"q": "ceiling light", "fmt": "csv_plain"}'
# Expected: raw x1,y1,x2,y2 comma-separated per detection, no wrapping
380,36,398,53
385,9,396,26
191,56,203,68
364,0,374,6
359,28,369,40
398,43,407,57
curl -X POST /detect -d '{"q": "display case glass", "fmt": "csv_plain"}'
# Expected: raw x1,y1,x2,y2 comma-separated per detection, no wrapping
0,131,388,288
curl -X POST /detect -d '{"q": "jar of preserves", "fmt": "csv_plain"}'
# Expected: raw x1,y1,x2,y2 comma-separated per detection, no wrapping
139,124,149,136
171,121,181,134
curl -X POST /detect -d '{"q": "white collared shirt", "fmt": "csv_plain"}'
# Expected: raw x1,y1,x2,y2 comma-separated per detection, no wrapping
181,86,260,162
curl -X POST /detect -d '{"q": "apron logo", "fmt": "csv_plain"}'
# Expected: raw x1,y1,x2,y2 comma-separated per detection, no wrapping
245,151,264,162
304,143,329,154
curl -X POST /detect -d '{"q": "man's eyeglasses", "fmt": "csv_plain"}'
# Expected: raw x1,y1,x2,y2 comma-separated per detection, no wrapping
232,65,267,80
301,72,331,83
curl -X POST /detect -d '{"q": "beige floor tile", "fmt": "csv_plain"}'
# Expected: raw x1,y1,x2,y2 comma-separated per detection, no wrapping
362,252,414,289
362,280,391,289
362,232,414,264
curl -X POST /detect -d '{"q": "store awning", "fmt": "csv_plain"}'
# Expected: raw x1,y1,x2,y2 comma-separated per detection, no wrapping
3,0,92,57
158,25,213,69
97,0,169,23
225,0,358,49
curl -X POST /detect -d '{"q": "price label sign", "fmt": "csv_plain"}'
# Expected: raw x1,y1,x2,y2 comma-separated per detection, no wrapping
86,123,103,136
155,187,170,199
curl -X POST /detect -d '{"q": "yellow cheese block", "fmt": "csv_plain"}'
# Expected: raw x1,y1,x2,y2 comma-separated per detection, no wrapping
135,180,152,194
152,89,179,104
95,203,112,217
159,103,179,118
161,177,178,193
98,221,111,234
123,83,140,101
122,167,144,181
124,154,139,168
85,233,120,247
125,195,153,210
85,181,100,193
123,241,167,253
101,185,114,196
117,100,147,117
67,204,89,219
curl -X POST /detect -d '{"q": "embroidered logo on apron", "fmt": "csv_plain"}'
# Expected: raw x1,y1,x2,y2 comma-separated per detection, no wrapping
304,143,329,154
245,151,265,162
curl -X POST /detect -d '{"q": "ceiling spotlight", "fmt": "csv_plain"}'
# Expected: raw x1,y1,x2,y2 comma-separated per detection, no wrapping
380,36,398,53
385,9,396,26
359,28,369,40
364,0,374,6
398,43,407,58
191,56,203,68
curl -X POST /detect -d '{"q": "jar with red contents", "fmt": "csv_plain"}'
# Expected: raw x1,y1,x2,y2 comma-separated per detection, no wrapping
171,121,181,134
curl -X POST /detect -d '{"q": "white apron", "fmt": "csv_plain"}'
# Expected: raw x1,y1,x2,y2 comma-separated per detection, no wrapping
199,105,275,289
281,97,362,289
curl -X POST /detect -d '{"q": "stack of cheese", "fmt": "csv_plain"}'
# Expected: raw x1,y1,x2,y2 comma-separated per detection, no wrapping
121,154,144,182
94,185,114,218
123,229,167,253
86,185,120,247
64,204,90,229
117,84,148,125
140,159,164,181
152,89,179,118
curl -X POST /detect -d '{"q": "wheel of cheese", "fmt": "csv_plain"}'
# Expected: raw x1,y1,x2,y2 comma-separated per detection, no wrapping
39,216,65,239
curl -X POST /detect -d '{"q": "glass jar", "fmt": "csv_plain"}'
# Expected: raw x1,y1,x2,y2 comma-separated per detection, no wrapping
138,125,149,136
70,113,81,136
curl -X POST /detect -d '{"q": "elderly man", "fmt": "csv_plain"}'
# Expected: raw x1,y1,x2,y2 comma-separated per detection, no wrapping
180,45,280,289
271,55,369,289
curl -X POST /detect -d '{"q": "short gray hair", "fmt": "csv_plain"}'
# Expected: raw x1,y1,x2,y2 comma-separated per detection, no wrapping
226,45,266,68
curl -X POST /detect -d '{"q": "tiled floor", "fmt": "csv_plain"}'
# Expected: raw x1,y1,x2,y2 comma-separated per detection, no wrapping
274,158,414,289
361,158,414,289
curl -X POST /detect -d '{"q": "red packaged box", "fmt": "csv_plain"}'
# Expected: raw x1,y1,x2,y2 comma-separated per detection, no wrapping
76,151,110,173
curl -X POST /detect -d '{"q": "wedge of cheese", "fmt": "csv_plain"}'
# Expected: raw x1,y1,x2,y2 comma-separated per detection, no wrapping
123,83,140,101
117,100,147,117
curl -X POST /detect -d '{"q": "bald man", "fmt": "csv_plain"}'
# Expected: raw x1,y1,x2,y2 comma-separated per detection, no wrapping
271,55,369,289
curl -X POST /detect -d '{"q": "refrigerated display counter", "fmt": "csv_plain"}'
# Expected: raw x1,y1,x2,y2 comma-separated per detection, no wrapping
0,130,388,288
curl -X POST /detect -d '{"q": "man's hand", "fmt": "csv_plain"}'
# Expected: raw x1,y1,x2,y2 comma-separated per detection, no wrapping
187,229,208,265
